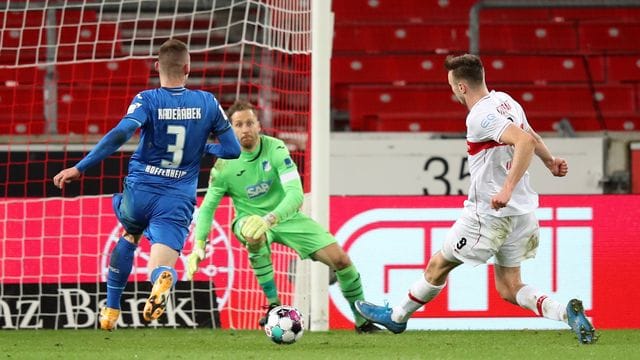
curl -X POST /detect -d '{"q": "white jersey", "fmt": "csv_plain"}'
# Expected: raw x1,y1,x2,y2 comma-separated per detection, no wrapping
464,90,538,216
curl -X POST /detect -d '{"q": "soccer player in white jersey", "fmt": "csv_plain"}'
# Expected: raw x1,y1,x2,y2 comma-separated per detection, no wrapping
355,54,596,344
53,39,240,330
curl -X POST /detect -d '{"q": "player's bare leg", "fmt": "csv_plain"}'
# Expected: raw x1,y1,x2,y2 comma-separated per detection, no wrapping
494,264,596,344
100,231,141,331
356,252,459,333
495,265,565,320
143,243,179,322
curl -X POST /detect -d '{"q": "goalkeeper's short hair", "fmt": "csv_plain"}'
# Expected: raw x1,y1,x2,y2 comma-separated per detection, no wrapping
227,99,257,119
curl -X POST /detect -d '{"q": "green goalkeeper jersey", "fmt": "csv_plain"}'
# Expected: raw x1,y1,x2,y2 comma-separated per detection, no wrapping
195,135,304,241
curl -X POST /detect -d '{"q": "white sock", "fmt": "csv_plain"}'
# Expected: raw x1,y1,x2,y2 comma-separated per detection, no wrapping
515,285,567,323
392,276,445,323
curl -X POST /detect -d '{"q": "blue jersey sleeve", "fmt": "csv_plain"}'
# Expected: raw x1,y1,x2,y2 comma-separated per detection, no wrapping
209,95,232,136
123,92,151,126
75,118,140,172
204,127,240,159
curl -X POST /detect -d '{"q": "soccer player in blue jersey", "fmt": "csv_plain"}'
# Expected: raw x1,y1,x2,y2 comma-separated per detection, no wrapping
52,39,241,331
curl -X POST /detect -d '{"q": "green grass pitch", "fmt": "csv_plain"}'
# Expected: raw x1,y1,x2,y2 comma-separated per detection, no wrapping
1,329,638,359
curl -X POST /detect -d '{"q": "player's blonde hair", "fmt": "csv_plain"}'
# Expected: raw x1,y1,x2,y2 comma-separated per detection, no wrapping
158,39,189,78
444,54,484,88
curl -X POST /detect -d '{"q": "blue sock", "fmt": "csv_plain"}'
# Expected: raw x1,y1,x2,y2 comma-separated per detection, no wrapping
106,237,137,309
150,265,178,287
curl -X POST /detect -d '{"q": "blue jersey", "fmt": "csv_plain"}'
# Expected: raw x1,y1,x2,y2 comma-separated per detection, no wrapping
123,86,231,199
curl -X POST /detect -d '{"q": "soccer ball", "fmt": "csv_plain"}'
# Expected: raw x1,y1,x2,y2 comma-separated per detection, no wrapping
263,305,304,345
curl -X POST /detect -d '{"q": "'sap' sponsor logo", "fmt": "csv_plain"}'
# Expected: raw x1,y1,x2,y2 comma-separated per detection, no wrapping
246,180,272,199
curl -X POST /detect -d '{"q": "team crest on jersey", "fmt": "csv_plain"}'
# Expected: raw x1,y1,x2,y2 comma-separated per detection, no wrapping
127,102,142,115
246,180,272,199
262,161,272,172
496,101,512,116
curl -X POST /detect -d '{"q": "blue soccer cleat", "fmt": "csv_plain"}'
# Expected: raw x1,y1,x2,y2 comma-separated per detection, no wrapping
355,300,407,334
566,299,597,344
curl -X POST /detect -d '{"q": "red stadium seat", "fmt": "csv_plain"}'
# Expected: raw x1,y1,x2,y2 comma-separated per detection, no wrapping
332,55,448,85
579,22,640,53
551,8,640,22
1,27,45,48
607,56,640,82
527,115,640,132
332,54,448,112
332,0,476,23
0,49,46,66
480,8,553,22
0,86,45,134
0,9,124,64
56,85,139,134
601,114,640,131
57,23,122,60
479,23,579,53
0,9,46,27
482,55,606,84
478,7,640,24
329,4,640,133
57,8,99,23
56,60,152,86
56,10,123,60
347,85,638,132
348,85,467,131
0,11,48,65
332,85,350,113
502,85,636,118
333,24,468,53
357,113,466,132
332,55,606,88
0,67,46,86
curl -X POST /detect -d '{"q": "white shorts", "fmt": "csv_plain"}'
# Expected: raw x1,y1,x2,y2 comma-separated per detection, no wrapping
441,208,540,267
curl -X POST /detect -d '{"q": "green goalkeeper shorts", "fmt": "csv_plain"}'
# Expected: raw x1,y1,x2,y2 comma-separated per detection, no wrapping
232,212,336,259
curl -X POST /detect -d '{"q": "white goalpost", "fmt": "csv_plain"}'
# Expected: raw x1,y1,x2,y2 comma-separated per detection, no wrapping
0,0,331,330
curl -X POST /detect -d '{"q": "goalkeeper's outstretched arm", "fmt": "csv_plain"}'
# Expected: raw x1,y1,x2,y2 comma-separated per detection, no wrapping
188,164,227,279
194,166,227,244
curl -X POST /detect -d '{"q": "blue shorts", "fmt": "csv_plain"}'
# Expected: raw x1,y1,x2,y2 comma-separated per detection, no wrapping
112,179,194,252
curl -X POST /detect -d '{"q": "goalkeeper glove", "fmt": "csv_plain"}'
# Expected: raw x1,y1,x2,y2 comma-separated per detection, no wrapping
241,213,277,240
186,240,206,280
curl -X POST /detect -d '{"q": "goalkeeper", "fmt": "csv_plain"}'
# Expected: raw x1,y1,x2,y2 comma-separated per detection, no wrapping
188,100,379,333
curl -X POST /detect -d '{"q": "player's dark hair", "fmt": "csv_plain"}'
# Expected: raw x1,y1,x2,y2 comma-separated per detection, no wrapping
227,100,258,119
158,39,189,76
444,54,484,88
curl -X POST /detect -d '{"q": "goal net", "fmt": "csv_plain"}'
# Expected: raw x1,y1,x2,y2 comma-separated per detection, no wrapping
0,0,313,330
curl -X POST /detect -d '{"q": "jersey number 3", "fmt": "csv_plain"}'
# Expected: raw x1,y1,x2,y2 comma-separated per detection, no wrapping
162,125,185,168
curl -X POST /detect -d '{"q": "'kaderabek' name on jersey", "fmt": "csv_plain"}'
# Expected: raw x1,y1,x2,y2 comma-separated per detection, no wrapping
157,107,202,120
123,86,231,199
